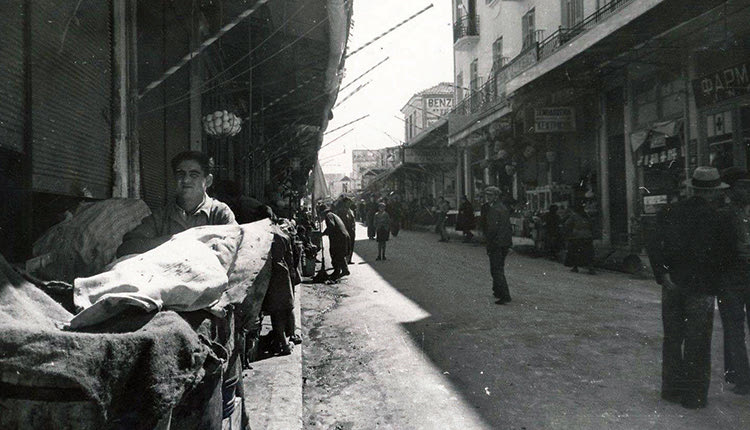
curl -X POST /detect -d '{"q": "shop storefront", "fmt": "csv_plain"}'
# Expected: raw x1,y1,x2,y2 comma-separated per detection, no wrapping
692,54,750,171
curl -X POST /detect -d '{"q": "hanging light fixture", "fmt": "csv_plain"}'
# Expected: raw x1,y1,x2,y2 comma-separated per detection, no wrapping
202,110,242,137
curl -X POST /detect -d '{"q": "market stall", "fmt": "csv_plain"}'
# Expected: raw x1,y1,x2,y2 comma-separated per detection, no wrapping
0,202,292,429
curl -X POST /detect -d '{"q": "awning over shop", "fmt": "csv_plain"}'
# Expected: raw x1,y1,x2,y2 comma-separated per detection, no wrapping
367,163,431,188
630,118,683,152
408,118,448,148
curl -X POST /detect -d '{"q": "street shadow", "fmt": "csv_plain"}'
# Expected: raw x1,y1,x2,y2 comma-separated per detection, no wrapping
349,224,747,429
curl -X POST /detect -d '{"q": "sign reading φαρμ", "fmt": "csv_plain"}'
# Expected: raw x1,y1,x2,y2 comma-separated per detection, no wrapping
693,61,750,107
534,107,576,133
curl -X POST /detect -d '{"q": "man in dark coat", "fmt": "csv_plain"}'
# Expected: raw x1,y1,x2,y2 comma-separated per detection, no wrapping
319,205,351,281
647,166,736,409
335,197,356,264
482,186,513,304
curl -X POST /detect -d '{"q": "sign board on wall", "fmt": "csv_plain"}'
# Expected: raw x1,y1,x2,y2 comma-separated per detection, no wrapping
423,96,453,126
692,60,750,108
534,107,576,132
403,147,455,164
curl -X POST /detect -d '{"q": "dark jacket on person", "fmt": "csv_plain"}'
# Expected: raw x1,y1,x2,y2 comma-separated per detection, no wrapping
648,196,735,294
456,200,476,231
483,200,513,251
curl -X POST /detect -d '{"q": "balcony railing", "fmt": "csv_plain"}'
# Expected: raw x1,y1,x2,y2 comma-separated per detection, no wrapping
448,0,636,137
538,0,634,61
453,15,480,43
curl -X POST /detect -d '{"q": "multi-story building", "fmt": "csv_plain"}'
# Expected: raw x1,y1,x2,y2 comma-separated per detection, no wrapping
449,0,748,254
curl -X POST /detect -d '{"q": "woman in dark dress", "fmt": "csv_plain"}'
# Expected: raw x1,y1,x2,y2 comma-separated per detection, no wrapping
456,195,476,242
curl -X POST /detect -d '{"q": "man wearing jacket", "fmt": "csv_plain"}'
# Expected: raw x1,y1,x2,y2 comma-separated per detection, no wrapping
647,166,736,409
482,186,513,305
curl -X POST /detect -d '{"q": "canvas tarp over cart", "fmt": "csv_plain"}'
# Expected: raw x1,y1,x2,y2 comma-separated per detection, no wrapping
0,218,279,430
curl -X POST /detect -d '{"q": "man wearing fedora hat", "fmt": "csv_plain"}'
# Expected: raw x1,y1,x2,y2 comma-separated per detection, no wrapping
717,170,750,395
648,166,736,408
482,186,513,305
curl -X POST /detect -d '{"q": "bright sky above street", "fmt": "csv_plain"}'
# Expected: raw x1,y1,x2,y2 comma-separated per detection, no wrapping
318,1,453,174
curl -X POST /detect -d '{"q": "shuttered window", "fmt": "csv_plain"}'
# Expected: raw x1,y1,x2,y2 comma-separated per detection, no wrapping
0,1,25,153
30,0,113,198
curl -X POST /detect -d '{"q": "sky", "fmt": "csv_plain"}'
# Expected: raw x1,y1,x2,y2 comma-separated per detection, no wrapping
318,0,454,175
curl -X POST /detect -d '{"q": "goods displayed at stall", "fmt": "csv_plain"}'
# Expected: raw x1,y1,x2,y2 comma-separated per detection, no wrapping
0,198,304,429
524,183,573,213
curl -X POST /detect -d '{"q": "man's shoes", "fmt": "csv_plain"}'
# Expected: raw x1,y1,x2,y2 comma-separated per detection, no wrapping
376,256,381,261
494,298,511,305
278,342,293,356
382,256,387,260
289,334,303,345
731,384,750,395
680,397,706,409
341,270,350,276
570,267,579,273
660,392,682,404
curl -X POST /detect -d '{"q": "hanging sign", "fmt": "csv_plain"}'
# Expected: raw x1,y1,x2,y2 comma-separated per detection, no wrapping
534,107,576,132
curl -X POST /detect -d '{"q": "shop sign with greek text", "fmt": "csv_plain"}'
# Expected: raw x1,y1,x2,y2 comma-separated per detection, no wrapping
692,61,750,107
403,147,455,164
534,107,576,133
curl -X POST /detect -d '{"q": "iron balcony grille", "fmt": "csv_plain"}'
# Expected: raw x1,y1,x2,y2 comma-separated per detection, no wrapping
538,0,635,61
453,15,480,42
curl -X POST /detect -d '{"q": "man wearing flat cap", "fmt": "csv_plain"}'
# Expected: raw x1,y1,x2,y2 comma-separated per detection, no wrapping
482,186,513,305
648,166,736,408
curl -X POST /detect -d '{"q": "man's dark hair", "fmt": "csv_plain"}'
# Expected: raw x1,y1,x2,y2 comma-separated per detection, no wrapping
171,151,213,175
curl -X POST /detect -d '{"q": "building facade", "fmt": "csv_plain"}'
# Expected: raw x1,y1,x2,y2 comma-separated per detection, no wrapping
449,0,744,253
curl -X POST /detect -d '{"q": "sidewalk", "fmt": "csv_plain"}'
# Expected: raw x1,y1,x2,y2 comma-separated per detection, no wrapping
243,288,304,430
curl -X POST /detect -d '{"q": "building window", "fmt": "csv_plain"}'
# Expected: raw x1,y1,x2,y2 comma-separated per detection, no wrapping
470,59,480,91
522,8,536,49
456,72,464,100
492,37,504,69
561,0,584,28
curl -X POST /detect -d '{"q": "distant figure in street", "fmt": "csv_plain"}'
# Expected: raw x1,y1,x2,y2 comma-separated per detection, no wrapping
717,169,750,395
456,195,476,243
436,197,450,242
117,151,236,257
318,205,351,282
335,197,356,264
563,201,595,274
542,205,562,260
366,195,378,240
647,166,736,409
482,186,513,305
386,194,402,237
374,202,391,261
357,199,367,223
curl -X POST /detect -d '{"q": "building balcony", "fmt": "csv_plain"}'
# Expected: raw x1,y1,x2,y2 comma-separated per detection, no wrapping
453,15,480,51
449,73,510,141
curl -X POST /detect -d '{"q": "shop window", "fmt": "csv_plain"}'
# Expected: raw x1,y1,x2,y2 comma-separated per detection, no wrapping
707,110,734,170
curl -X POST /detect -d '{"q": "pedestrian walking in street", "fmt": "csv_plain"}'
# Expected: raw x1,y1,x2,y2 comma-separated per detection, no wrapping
717,169,750,395
386,194,402,237
436,197,450,242
374,202,391,261
456,195,476,243
335,197,356,264
366,195,378,240
542,205,562,260
563,200,596,274
647,166,736,409
318,204,351,282
482,186,513,305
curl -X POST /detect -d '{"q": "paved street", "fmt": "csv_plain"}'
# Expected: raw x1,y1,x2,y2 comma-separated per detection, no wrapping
301,223,750,430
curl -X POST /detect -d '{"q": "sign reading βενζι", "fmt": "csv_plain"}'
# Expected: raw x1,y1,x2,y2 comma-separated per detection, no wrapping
534,107,576,133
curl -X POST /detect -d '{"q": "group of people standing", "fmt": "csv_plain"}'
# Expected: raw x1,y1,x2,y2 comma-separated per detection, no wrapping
647,165,750,408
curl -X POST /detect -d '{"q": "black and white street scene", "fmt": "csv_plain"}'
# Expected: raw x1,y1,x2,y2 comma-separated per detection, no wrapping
2,0,750,429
